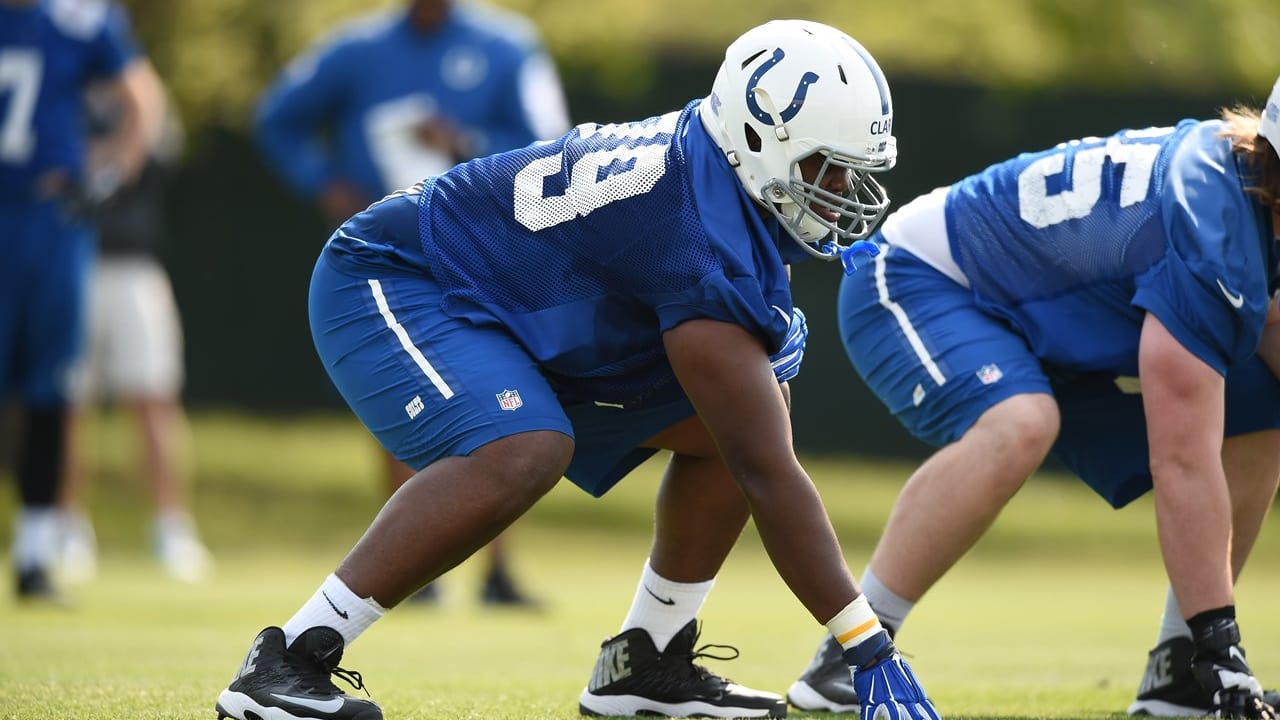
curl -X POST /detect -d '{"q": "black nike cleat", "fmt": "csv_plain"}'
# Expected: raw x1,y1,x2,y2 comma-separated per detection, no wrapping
579,619,786,718
215,626,381,720
1128,637,1280,717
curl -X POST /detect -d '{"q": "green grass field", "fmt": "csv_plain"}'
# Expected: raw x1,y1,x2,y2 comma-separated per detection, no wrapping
1,411,1277,720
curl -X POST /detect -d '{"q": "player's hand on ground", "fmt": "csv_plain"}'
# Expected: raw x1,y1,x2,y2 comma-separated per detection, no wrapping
1190,618,1275,719
769,306,807,383
851,632,941,720
1193,656,1274,720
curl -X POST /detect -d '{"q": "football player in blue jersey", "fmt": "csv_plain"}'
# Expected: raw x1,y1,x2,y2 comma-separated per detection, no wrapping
254,0,571,607
0,0,153,603
788,76,1280,720
216,19,942,720
255,0,570,229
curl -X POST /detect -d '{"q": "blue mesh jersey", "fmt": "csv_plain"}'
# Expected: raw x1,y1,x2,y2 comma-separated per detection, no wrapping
946,119,1279,376
329,100,796,407
0,0,138,199
255,2,568,201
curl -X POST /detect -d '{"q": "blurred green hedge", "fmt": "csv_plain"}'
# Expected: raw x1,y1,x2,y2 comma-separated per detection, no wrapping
127,0,1280,137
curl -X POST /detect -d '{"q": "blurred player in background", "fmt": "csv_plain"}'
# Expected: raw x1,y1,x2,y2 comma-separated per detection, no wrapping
788,75,1280,720
216,19,940,720
254,0,570,607
0,0,151,603
57,57,214,586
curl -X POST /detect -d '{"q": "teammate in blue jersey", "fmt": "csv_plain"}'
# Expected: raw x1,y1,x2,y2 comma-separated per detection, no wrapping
216,19,942,720
255,0,570,228
255,0,571,606
788,77,1280,720
0,0,152,603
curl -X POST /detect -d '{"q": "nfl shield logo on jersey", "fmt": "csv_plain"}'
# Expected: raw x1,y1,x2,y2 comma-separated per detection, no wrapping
976,364,1004,385
496,389,523,411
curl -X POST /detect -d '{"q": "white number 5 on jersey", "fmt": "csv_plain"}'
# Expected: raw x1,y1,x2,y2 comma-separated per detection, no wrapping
1017,128,1171,229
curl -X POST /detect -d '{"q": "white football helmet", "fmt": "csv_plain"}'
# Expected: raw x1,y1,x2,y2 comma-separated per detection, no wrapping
699,19,897,262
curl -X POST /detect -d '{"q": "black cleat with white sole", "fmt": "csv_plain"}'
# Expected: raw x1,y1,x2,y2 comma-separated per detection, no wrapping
786,635,858,713
215,626,381,720
579,619,786,718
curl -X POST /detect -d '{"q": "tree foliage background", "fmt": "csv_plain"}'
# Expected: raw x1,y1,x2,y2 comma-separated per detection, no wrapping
126,0,1280,140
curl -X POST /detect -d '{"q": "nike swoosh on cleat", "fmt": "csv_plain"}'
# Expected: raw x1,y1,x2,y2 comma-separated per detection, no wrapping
643,586,675,606
1217,278,1245,309
1229,645,1247,665
270,693,345,713
322,591,350,619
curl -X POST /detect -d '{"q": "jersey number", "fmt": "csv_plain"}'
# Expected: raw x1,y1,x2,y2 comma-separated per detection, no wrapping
513,112,677,231
1017,129,1169,229
0,49,42,164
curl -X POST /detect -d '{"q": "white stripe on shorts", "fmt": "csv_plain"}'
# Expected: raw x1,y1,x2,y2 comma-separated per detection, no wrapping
367,279,455,400
874,251,947,387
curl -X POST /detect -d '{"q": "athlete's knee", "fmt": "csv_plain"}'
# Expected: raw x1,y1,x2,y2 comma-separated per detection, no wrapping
473,430,573,496
974,392,1060,461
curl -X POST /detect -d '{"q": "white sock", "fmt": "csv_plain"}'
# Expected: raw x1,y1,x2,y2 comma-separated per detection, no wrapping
620,559,714,652
861,566,914,635
13,506,59,570
282,574,386,648
1156,586,1192,643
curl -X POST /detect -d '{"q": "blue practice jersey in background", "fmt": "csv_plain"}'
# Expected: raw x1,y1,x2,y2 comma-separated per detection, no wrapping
326,101,796,407
0,0,137,199
946,119,1278,376
255,3,568,201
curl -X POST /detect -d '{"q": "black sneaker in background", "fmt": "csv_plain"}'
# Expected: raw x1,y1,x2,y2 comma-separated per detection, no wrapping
215,626,382,720
578,619,786,718
1128,637,1280,716
480,566,541,609
407,582,441,605
786,635,858,713
16,566,70,607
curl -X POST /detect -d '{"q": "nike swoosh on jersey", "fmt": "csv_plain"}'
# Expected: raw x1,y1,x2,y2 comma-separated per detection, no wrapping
1217,278,1245,309
270,693,346,713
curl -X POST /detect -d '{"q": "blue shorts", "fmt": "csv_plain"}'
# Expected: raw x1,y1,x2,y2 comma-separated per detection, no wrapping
839,244,1280,509
0,200,92,406
309,194,695,497
1050,355,1280,507
838,244,1050,449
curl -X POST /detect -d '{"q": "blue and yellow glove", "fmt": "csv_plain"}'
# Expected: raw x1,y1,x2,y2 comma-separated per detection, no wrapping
769,306,808,383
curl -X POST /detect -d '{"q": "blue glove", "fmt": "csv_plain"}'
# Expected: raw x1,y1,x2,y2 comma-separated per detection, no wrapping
847,631,941,720
769,307,807,383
